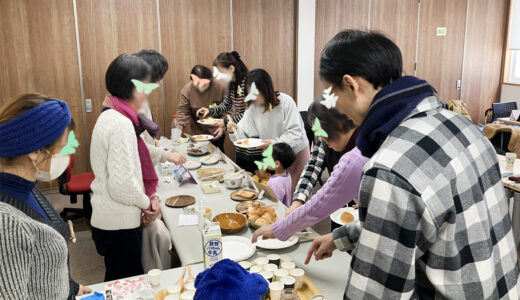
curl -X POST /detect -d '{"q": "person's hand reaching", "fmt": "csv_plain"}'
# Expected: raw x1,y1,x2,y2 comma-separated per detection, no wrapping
251,224,275,243
305,233,336,264
167,152,187,165
196,107,210,118
285,200,303,217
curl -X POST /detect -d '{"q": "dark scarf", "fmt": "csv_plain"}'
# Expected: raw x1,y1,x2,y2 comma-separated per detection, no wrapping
356,76,436,158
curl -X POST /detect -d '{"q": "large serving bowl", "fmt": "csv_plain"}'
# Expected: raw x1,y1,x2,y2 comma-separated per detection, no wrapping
212,213,247,234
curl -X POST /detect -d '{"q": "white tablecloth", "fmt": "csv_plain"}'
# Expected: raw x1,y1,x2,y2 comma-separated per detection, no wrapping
89,142,351,299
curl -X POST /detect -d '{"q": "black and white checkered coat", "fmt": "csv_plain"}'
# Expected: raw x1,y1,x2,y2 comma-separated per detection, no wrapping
333,96,519,299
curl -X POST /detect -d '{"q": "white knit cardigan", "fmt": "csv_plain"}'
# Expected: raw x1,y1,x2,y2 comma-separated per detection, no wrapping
90,109,161,230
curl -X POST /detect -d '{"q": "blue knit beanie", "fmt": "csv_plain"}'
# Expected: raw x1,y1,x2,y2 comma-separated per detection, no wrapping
194,259,268,300
0,99,71,157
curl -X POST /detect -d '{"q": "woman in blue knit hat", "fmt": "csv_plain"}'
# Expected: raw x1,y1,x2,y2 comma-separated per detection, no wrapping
0,93,91,299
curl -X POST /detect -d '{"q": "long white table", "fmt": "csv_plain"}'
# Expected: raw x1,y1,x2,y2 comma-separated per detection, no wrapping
497,154,520,249
89,142,351,299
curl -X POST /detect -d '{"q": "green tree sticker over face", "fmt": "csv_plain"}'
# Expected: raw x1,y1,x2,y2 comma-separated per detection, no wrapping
312,118,328,138
59,130,79,156
131,79,160,95
254,144,275,170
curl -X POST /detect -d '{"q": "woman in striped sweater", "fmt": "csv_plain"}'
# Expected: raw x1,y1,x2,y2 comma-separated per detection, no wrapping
196,51,248,137
0,94,90,299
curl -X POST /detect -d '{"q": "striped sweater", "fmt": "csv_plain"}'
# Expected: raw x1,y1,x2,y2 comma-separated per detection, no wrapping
208,77,247,123
0,201,70,299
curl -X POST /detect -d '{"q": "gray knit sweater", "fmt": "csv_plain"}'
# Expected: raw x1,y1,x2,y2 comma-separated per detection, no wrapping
0,202,70,299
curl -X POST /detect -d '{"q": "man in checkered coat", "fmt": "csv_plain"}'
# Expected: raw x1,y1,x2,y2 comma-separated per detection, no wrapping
306,29,520,299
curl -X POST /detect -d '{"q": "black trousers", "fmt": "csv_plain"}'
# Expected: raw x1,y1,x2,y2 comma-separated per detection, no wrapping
92,227,143,281
211,135,226,153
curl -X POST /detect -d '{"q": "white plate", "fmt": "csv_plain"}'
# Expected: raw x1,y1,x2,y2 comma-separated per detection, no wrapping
192,134,214,142
184,160,201,170
200,155,219,165
254,235,299,250
330,207,359,226
233,138,264,149
197,118,220,126
222,236,256,262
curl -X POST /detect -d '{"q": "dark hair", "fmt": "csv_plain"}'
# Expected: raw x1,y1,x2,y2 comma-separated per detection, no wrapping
272,143,295,170
213,51,248,83
105,54,151,100
319,30,402,89
308,96,356,139
0,93,74,165
190,65,213,80
246,69,280,112
134,49,169,82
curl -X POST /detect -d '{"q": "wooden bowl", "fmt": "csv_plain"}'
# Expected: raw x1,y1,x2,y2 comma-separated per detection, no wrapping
212,213,247,234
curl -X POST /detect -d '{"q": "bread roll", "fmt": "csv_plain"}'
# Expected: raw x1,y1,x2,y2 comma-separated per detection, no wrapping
251,207,264,216
262,213,275,223
249,215,260,223
255,217,268,225
264,207,275,214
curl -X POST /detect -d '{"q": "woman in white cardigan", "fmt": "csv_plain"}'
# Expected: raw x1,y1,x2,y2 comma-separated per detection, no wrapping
228,69,310,192
90,54,162,281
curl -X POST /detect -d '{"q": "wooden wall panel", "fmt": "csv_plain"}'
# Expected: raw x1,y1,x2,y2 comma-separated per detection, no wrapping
370,0,419,76
416,0,467,101
232,0,297,99
159,0,231,130
0,0,87,175
314,0,369,98
76,0,162,139
461,0,507,123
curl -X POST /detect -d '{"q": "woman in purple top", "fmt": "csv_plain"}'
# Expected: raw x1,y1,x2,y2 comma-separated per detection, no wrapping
266,143,296,207
252,99,369,242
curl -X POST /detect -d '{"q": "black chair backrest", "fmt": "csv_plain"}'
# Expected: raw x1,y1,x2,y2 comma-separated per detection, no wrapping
299,111,314,150
492,102,518,121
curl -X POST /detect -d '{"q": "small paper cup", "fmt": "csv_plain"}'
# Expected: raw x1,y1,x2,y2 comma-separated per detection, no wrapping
273,268,289,281
250,265,263,274
289,268,305,289
280,261,296,271
269,281,284,300
254,257,269,267
280,254,294,264
280,276,296,289
239,261,252,270
263,263,278,273
185,282,196,292
266,253,281,266
167,284,182,295
180,291,195,300
148,269,161,287
259,270,274,283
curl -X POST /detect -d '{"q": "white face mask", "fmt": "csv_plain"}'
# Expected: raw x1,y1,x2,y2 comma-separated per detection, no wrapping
213,66,233,83
33,152,70,182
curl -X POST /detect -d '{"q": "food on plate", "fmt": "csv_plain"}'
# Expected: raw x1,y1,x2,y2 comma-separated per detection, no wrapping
199,117,215,124
188,148,203,154
236,190,256,199
235,200,265,213
340,212,355,224
201,155,218,164
246,206,277,226
237,139,250,146
194,135,205,140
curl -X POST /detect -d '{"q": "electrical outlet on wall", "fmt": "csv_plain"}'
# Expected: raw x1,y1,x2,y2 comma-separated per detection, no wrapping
85,98,92,112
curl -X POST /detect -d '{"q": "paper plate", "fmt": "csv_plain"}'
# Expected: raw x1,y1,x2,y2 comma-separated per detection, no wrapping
191,134,214,142
200,155,219,165
197,118,220,126
233,138,264,149
222,236,256,261
254,235,299,250
330,207,359,226
184,160,201,170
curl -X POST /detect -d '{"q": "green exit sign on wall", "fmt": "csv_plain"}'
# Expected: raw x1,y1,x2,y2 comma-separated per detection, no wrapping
436,27,447,36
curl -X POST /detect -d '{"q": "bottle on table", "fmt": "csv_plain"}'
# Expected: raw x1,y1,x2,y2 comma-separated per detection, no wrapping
171,114,181,147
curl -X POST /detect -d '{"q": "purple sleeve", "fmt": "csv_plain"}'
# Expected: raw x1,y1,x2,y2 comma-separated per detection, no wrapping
267,178,286,205
272,149,369,241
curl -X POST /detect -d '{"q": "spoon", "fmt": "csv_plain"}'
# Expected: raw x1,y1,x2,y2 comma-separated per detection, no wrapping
176,266,186,290
186,265,196,284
